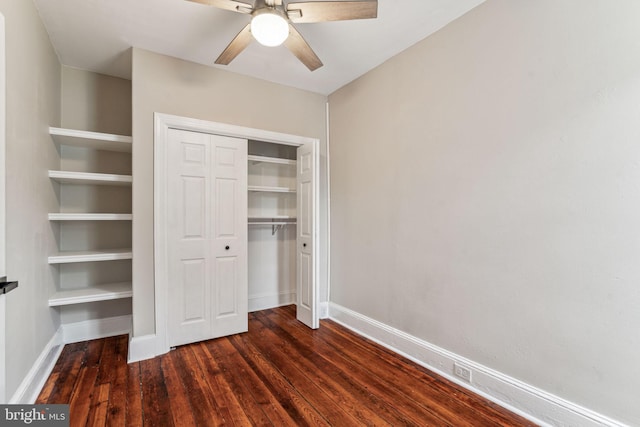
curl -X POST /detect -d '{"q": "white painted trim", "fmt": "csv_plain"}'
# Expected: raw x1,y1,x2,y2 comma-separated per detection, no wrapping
9,328,63,404
11,316,133,403
318,301,329,319
0,13,6,404
248,291,296,312
325,101,331,306
154,113,321,357
128,334,158,363
61,315,131,344
328,302,628,427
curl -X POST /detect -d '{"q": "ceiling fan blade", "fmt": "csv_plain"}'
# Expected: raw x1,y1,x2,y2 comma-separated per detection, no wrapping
284,25,323,71
215,23,253,65
185,0,253,14
286,0,377,23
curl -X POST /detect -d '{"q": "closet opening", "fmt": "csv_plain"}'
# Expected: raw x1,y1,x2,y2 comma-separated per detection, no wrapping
153,113,319,357
248,140,297,313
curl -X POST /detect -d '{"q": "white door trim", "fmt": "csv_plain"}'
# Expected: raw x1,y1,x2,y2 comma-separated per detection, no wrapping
154,113,320,356
0,13,7,403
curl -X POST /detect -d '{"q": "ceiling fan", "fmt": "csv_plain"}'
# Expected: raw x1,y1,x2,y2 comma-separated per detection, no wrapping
187,0,378,71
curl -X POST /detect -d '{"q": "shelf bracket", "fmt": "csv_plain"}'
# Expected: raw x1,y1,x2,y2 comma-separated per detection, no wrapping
0,277,18,295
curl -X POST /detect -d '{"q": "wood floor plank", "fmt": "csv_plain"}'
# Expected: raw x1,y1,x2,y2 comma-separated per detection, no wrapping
139,356,173,426
68,339,105,427
40,306,535,427
125,362,144,427
35,371,58,404
86,382,110,427
160,352,197,427
204,336,298,427
105,335,128,427
227,333,331,427
44,341,88,404
170,345,227,426
191,342,255,426
96,336,119,385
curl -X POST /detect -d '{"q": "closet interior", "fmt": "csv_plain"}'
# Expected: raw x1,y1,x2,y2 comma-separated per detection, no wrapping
247,140,298,312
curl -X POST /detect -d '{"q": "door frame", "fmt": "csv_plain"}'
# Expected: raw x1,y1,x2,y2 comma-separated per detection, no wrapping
0,13,6,403
154,113,320,355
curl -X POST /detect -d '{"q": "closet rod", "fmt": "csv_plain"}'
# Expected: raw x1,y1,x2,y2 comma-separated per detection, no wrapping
248,222,296,235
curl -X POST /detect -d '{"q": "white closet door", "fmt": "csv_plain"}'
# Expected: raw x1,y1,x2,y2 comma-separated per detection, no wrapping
296,143,318,329
210,135,248,338
166,129,247,347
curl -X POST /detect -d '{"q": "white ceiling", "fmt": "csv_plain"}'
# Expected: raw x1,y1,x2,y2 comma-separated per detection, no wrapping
33,0,484,95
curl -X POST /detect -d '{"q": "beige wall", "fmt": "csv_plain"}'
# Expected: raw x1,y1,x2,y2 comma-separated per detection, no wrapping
131,48,328,336
0,0,61,399
328,0,640,424
61,66,132,136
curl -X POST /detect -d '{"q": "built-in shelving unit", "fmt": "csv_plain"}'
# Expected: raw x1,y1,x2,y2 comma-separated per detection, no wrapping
48,127,133,307
48,170,132,186
48,282,133,306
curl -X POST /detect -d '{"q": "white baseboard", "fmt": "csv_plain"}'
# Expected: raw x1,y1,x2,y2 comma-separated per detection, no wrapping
11,315,134,404
318,301,329,319
328,302,626,427
62,315,132,344
127,334,160,363
248,291,296,312
10,328,63,404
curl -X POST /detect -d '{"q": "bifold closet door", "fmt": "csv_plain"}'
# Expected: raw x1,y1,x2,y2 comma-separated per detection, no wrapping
166,129,247,348
296,143,318,329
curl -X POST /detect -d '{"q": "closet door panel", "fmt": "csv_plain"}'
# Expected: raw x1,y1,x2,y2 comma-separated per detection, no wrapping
211,135,248,337
296,143,318,329
166,130,248,347
167,129,212,346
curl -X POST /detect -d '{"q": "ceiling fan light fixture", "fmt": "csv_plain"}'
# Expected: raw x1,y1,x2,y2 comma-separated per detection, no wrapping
251,10,289,47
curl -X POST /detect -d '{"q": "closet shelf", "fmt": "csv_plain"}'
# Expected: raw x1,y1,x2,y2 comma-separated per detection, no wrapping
249,215,295,220
48,282,133,306
249,221,297,226
48,249,133,264
248,155,296,165
50,127,132,153
49,170,132,186
248,185,296,193
249,216,296,226
48,213,132,221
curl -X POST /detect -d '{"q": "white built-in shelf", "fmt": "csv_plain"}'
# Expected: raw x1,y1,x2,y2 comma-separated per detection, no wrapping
248,185,296,193
249,216,297,226
49,170,132,186
249,221,297,226
48,213,132,221
248,155,296,165
250,215,295,220
50,127,132,153
48,282,133,307
48,249,133,264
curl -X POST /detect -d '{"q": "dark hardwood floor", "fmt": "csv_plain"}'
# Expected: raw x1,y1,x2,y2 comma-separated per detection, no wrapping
37,305,536,426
